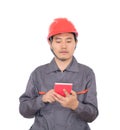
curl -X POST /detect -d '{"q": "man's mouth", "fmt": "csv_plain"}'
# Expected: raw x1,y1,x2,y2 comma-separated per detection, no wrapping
60,51,68,54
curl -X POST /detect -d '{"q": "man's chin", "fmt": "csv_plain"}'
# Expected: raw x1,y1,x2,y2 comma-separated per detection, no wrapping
59,58,67,61
56,56,69,61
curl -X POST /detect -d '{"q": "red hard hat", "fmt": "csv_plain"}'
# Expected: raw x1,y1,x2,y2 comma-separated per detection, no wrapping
47,18,78,40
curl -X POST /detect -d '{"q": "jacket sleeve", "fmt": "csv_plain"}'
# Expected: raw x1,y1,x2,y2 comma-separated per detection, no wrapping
19,72,45,118
74,69,99,123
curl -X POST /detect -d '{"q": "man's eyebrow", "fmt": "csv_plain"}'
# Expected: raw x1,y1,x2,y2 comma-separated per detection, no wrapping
67,37,72,39
66,37,72,40
54,37,61,40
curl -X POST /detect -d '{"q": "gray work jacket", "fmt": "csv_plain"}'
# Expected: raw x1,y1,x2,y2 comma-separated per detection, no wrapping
19,56,98,130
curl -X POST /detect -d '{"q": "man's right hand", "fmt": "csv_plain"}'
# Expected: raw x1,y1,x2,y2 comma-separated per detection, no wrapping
42,89,56,103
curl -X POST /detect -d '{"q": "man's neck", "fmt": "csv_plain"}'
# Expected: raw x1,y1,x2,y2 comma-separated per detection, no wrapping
54,57,73,72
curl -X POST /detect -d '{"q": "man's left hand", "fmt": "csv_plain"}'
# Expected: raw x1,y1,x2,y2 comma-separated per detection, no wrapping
53,89,79,110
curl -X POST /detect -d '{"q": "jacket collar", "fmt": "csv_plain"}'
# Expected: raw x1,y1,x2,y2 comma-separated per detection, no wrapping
46,56,79,74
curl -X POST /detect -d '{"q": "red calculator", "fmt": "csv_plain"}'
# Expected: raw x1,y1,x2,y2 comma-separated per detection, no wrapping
54,83,72,97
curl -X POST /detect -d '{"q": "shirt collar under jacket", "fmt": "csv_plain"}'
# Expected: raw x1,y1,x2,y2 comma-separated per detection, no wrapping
46,56,79,74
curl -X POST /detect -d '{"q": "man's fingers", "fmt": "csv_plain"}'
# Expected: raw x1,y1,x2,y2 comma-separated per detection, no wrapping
53,92,65,101
71,90,77,96
63,89,70,97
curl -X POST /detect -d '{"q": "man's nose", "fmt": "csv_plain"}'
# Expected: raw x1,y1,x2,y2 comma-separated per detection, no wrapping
61,41,67,48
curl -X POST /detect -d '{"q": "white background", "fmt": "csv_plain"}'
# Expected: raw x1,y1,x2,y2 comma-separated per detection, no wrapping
0,0,120,129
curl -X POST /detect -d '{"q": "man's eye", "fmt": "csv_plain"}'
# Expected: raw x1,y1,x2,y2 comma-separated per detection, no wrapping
66,40,72,43
56,40,61,43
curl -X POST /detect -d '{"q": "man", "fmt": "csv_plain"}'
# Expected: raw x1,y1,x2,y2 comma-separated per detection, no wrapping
19,18,98,130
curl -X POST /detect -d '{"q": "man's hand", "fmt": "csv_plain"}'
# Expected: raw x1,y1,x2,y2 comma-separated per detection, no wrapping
42,89,56,103
53,89,79,110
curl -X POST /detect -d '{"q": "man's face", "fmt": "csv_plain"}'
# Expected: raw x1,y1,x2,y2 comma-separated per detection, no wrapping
49,33,77,61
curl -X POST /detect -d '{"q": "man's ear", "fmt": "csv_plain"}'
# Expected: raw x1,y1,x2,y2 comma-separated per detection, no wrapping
75,41,78,49
48,40,52,48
